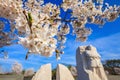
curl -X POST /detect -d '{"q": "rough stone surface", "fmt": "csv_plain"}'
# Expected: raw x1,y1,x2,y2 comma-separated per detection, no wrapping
32,63,51,80
76,45,108,80
114,67,120,75
56,64,75,80
105,70,109,75
70,66,77,77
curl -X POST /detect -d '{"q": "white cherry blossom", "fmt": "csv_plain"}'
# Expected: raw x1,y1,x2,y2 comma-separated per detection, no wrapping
0,0,120,59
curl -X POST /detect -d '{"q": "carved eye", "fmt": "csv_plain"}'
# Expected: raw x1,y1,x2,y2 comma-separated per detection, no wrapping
90,57,94,60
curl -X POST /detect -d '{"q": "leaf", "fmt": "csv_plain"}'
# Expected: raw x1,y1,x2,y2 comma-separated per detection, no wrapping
28,12,33,24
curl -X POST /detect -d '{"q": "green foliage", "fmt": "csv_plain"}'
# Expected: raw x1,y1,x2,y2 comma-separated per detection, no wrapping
103,59,120,75
104,59,120,68
52,69,56,80
28,12,32,24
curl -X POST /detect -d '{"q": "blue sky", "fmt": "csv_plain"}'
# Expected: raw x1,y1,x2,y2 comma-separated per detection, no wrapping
0,0,120,72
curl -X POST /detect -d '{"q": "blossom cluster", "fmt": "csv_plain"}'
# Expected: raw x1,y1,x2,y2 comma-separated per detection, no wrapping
0,21,10,47
0,0,120,59
62,0,120,42
0,0,22,21
12,62,23,74
17,0,61,57
0,0,23,48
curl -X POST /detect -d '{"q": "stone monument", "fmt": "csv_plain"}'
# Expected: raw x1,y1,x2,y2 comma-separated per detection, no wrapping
32,63,51,80
70,66,77,77
56,64,75,80
76,45,108,80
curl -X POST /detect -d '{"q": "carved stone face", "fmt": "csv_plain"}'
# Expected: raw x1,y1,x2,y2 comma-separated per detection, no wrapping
85,50,102,68
89,57,101,68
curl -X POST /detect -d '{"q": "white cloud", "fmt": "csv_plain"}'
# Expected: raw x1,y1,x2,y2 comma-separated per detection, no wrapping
90,32,120,60
62,32,120,65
